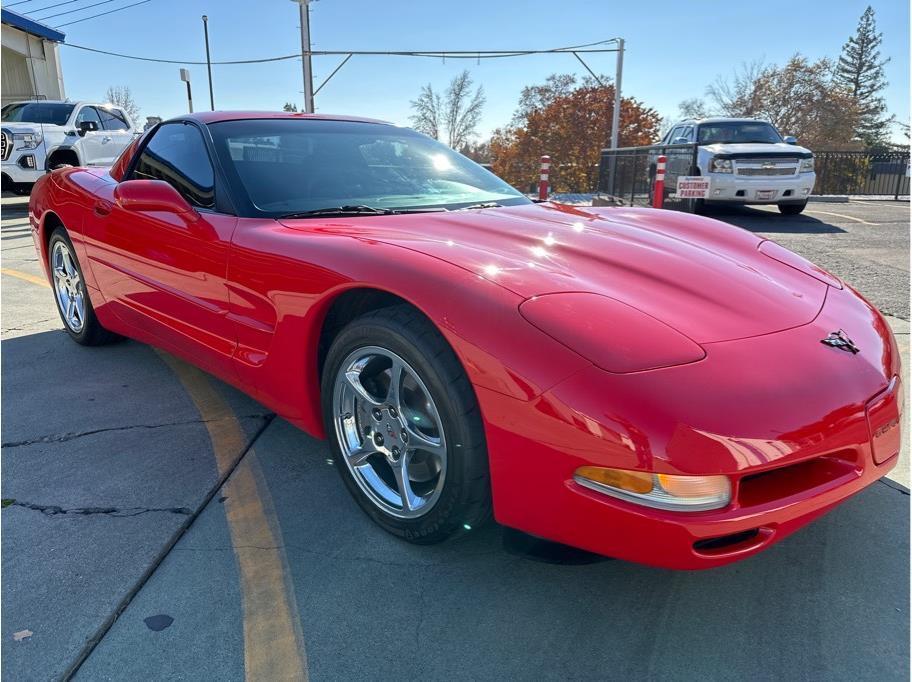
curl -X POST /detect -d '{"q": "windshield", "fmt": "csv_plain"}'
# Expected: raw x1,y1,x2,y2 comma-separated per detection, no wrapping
697,122,782,145
1,102,74,126
208,118,529,216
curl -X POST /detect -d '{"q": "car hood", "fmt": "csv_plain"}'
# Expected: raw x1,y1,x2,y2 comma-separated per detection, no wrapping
701,142,813,156
282,203,828,344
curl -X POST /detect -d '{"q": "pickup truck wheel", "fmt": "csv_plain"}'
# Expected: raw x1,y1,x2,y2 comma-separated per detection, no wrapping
778,201,807,215
48,228,120,346
322,304,491,544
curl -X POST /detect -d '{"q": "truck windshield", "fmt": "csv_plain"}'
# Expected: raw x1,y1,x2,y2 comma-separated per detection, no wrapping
697,122,782,145
208,118,530,216
1,102,75,126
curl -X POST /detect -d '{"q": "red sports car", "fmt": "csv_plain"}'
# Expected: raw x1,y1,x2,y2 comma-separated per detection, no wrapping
28,112,902,569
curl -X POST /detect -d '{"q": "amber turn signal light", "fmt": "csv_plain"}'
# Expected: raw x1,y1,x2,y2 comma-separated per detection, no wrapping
574,466,731,512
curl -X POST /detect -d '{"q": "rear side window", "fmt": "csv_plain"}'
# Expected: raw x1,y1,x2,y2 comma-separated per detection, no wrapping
99,107,130,131
132,123,215,209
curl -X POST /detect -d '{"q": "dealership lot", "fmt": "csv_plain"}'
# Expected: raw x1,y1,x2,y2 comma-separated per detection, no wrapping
1,196,908,680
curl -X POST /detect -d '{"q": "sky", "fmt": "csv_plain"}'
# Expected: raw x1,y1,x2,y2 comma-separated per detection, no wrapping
14,0,911,142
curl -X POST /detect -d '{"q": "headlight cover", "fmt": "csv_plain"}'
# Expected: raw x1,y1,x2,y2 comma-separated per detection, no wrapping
800,157,814,173
574,466,732,511
519,292,705,373
758,239,842,288
710,157,733,173
14,131,42,150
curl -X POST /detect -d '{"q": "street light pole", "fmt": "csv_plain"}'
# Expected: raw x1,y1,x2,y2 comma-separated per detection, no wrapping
610,37,624,150
202,15,214,110
291,0,315,113
180,68,193,113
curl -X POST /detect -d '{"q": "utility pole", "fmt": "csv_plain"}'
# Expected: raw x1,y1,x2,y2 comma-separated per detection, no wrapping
291,0,315,113
610,38,624,150
202,15,214,110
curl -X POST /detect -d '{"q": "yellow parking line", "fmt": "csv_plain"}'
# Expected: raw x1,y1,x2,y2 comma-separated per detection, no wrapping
158,351,308,681
1,268,49,288
803,209,879,226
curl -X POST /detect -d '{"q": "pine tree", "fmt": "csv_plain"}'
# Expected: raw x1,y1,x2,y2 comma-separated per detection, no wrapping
835,6,892,147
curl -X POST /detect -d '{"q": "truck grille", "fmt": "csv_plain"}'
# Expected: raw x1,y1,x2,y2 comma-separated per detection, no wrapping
734,157,799,176
0,129,10,161
737,167,796,176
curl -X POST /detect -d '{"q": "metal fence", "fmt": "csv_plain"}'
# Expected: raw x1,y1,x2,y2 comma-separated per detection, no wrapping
814,151,909,198
596,143,698,210
595,147,909,209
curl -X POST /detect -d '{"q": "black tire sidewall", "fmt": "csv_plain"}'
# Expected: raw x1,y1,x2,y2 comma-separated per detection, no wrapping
321,310,488,544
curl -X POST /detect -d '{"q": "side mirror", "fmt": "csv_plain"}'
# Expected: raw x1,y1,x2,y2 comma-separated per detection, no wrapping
784,136,798,145
78,121,99,136
113,180,199,221
672,136,690,145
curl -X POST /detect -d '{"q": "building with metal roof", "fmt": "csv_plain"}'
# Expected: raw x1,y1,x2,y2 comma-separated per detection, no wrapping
1,9,66,106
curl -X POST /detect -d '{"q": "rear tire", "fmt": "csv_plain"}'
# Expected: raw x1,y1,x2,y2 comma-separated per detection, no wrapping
321,304,491,544
48,227,120,346
778,201,807,215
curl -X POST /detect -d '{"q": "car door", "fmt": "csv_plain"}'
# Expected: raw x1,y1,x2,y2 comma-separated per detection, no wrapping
85,121,240,380
74,106,106,165
96,106,136,161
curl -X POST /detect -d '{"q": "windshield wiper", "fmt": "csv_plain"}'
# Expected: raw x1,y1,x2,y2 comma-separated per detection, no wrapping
459,202,501,210
279,205,448,219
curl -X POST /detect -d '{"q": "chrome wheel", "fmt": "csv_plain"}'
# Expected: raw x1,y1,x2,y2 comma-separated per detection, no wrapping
333,346,447,519
51,240,86,333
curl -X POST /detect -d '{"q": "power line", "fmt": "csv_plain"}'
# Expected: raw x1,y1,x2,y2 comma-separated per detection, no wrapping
60,39,620,66
15,0,89,14
53,0,150,27
36,0,124,22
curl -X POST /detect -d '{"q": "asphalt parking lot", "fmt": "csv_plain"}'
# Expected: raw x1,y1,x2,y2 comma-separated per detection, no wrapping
1,196,909,681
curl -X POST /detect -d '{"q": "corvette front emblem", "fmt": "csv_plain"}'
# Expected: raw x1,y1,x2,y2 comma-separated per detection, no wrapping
821,330,859,354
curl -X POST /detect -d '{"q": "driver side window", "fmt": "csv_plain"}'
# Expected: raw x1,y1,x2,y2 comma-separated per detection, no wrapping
132,122,215,209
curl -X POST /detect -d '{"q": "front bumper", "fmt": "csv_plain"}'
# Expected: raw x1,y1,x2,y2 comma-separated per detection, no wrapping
2,156,45,184
703,172,815,204
481,285,901,569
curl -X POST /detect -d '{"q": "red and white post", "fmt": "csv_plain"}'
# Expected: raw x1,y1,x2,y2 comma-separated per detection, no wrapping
538,155,551,201
652,155,666,209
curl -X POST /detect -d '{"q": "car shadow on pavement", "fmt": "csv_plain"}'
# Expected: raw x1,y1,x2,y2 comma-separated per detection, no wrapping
701,204,847,234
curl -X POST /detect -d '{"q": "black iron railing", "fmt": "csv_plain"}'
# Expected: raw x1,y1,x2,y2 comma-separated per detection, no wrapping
813,150,909,198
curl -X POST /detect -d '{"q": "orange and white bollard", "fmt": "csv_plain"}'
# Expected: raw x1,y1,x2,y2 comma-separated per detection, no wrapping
539,155,551,201
652,155,666,209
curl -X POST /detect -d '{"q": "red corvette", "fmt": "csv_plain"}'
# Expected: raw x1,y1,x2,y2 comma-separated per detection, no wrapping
28,112,902,569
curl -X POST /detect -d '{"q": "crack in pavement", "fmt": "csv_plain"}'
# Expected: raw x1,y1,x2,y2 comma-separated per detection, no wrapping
1,414,272,448
9,501,193,517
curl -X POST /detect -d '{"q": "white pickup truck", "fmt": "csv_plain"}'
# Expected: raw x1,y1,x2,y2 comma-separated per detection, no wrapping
658,118,816,214
1,100,138,195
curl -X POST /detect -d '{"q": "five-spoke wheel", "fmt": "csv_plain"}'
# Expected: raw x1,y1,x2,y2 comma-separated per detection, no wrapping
322,304,491,543
52,239,86,333
334,346,447,518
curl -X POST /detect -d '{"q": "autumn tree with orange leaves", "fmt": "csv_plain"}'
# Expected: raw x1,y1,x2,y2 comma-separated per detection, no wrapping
490,74,661,192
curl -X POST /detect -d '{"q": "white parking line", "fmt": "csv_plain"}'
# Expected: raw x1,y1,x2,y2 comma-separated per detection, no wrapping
803,209,879,226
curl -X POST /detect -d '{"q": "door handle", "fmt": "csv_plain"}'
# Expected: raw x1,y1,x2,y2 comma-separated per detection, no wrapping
93,200,112,217
102,136,112,143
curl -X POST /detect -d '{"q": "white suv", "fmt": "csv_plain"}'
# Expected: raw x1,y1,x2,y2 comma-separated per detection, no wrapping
1,100,138,195
659,118,816,215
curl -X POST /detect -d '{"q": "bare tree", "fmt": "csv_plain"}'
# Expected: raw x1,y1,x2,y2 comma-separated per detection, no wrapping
678,97,711,120
410,70,485,148
706,60,767,117
444,71,485,149
104,85,140,125
409,84,443,140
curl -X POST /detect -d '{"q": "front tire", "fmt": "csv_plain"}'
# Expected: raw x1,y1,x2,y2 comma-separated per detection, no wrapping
48,228,119,346
321,305,491,544
778,201,807,215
